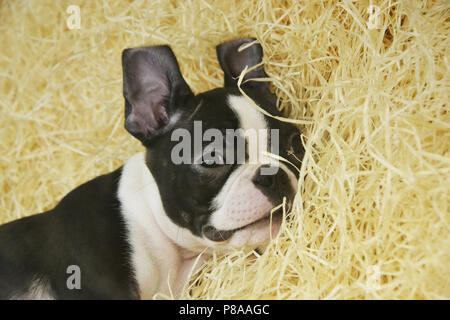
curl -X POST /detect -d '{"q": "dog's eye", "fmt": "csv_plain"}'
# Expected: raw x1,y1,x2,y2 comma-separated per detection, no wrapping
288,132,303,155
201,149,225,168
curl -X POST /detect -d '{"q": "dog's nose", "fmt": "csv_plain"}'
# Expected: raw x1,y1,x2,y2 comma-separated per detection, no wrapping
252,166,295,205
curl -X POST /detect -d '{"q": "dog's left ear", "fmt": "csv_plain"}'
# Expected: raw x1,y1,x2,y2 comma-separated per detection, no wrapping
122,45,194,145
216,38,270,93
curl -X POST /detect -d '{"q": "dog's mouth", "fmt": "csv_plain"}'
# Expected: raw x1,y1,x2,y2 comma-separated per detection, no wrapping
202,209,283,242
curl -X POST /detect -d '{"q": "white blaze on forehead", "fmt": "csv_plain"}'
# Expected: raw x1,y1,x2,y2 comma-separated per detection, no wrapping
227,95,269,165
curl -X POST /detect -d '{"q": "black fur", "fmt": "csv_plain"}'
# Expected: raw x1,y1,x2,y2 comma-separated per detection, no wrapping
0,167,138,299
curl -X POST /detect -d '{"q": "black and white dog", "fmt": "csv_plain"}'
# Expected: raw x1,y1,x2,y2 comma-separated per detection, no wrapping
0,38,304,299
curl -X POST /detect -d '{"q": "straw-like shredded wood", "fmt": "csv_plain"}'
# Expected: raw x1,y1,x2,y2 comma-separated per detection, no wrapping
0,0,449,299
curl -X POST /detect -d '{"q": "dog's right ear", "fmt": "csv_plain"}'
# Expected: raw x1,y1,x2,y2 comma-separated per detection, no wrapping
122,46,194,145
216,38,269,93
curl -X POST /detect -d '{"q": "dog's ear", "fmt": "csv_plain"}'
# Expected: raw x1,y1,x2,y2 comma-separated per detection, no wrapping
216,38,270,92
122,45,194,145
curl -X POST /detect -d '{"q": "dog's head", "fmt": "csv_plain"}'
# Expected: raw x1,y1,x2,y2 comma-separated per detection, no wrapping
122,38,304,251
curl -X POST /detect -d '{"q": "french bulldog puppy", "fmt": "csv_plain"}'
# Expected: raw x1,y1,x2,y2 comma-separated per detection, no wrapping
0,38,304,299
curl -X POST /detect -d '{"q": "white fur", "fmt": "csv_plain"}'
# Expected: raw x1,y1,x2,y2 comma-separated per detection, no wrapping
12,278,54,300
118,153,206,299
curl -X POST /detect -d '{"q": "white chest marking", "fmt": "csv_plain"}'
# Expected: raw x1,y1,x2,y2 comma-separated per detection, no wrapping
118,153,206,299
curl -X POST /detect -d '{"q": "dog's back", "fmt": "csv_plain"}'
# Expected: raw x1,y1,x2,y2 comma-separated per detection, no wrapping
0,167,138,299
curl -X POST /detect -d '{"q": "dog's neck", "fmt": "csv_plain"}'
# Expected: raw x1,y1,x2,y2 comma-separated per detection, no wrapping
118,153,207,299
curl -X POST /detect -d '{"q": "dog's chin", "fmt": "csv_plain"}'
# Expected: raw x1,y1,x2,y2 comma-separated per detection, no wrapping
203,211,283,248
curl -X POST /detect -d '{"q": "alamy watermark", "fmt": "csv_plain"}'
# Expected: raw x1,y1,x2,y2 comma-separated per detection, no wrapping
66,265,81,290
170,121,280,175
367,5,382,30
66,5,81,30
366,265,381,290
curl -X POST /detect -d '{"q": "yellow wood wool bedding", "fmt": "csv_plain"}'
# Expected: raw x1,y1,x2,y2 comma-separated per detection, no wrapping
0,0,448,299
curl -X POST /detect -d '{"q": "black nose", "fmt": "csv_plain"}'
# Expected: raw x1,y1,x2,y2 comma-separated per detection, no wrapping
252,166,295,205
